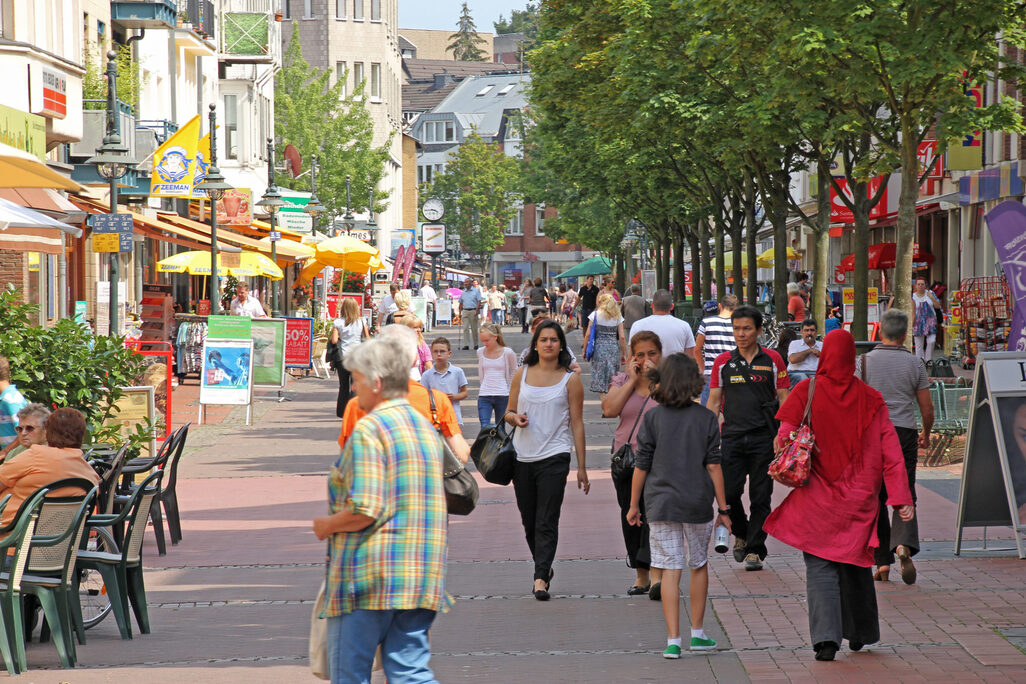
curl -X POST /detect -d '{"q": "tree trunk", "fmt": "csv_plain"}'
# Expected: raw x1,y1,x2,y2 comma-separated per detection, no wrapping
615,252,626,293
688,229,701,309
673,232,685,305
852,179,871,341
715,224,726,301
731,227,744,302
892,132,919,318
661,236,671,291
745,174,759,306
700,221,712,301
653,240,665,291
772,180,789,322
812,162,832,327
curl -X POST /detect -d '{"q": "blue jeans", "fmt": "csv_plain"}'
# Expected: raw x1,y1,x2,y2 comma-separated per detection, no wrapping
789,370,815,388
327,609,437,684
477,395,509,428
699,377,711,407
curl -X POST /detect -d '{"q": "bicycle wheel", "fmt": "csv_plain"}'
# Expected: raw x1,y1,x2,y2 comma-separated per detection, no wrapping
79,526,117,629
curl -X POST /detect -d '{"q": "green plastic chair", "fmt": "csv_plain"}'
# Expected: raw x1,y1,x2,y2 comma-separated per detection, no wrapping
20,479,97,669
0,487,50,675
75,470,163,640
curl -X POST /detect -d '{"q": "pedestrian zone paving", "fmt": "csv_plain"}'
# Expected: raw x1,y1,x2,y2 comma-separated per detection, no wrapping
20,326,1026,682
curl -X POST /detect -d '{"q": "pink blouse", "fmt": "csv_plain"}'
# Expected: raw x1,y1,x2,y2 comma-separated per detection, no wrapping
416,343,432,373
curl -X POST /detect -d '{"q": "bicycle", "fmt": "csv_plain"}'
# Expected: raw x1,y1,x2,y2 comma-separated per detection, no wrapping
78,525,117,629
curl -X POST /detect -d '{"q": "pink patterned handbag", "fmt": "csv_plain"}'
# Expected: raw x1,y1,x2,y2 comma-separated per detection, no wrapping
768,377,815,488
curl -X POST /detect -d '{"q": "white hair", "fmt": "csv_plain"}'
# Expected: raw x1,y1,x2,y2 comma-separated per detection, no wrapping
377,324,419,367
786,282,800,295
343,336,412,399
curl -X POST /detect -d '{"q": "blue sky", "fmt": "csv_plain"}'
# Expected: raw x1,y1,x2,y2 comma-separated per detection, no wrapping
399,0,529,32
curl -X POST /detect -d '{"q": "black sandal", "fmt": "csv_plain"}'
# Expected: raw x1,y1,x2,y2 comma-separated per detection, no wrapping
627,584,651,596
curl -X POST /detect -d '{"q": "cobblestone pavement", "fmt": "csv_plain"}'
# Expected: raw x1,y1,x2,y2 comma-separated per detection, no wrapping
19,325,1026,682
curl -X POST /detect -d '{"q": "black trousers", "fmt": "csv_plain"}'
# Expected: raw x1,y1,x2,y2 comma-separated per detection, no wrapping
335,365,352,418
721,428,775,559
512,453,571,581
804,552,879,649
875,425,920,565
613,471,650,570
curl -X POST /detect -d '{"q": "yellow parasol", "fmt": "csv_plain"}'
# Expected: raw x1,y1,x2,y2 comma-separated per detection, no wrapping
0,142,83,192
294,236,384,285
756,246,800,268
157,250,285,280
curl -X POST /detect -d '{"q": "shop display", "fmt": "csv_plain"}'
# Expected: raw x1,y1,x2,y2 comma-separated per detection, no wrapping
957,277,1013,368
175,315,209,380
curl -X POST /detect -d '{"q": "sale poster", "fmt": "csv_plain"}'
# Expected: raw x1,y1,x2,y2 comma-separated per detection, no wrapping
284,317,314,369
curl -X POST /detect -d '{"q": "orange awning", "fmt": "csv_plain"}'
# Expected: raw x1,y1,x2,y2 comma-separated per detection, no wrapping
69,196,235,251
158,213,308,262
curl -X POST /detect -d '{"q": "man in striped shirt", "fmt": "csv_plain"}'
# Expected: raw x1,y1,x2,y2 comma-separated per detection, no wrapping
694,295,737,405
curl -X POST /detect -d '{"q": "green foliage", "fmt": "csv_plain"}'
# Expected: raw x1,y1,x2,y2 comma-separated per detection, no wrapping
220,274,240,312
82,40,143,111
0,285,146,447
447,2,489,61
426,132,523,275
494,3,540,40
275,28,392,223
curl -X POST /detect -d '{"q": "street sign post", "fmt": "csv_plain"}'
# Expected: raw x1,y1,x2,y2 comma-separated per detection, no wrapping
92,213,134,253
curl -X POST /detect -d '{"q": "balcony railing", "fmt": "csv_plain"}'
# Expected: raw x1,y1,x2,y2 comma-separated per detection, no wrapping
185,0,216,38
111,0,178,29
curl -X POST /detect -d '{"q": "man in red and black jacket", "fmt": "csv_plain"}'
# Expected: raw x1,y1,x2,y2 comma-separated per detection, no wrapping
706,306,790,572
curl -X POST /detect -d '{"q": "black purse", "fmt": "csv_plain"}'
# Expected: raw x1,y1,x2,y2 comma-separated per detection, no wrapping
470,422,517,486
428,390,478,515
610,396,650,483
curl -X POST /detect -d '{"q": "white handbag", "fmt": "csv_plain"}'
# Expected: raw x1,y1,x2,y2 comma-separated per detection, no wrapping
310,581,329,680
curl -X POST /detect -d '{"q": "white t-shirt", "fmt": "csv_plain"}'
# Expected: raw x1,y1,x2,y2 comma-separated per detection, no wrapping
787,339,823,372
378,294,397,316
230,296,266,318
421,285,437,303
628,315,696,356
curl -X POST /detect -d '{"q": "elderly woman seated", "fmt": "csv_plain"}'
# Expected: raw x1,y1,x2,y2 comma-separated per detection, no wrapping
0,403,51,463
0,407,100,527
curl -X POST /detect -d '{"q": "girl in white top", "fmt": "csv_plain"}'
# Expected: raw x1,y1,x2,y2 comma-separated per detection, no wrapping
330,297,369,417
505,319,589,601
476,322,518,428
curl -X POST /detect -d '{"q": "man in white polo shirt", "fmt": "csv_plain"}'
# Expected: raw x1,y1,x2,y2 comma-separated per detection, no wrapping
786,319,822,387
627,289,696,356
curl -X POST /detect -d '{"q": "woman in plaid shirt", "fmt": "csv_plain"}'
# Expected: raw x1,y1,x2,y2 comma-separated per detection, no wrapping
313,333,450,683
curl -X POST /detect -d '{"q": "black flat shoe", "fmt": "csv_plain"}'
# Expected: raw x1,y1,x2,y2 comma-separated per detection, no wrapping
849,641,864,652
814,641,838,661
533,588,550,601
649,581,661,601
627,584,651,596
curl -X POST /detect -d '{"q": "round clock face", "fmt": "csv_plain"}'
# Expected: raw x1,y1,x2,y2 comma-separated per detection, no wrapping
422,198,444,221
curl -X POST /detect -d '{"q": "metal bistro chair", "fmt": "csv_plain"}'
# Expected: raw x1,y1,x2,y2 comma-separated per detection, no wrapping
76,470,163,640
20,480,98,669
0,488,49,676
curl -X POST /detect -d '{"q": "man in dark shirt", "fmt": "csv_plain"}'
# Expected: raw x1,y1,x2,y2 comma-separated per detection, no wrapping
578,275,600,330
706,306,789,571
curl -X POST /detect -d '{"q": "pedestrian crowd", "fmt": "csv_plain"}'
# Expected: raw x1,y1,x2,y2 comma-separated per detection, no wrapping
314,274,933,682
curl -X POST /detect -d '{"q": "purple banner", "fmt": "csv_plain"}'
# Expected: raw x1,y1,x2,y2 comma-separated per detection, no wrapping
984,200,1026,350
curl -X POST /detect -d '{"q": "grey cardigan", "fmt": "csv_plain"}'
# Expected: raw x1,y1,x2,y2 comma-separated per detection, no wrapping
635,403,721,524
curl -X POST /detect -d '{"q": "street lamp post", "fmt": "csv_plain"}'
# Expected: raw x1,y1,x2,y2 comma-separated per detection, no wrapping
194,103,233,314
256,138,287,316
86,50,136,336
303,154,327,318
365,188,378,245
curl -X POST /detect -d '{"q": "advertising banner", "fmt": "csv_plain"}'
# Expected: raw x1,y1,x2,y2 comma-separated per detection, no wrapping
284,317,314,368
216,188,252,226
191,132,210,199
208,316,252,339
150,115,202,197
105,386,157,459
984,201,1026,351
829,177,888,224
250,318,287,388
199,338,254,406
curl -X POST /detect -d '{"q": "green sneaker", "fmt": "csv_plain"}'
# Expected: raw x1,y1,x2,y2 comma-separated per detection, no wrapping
663,644,682,659
690,635,717,651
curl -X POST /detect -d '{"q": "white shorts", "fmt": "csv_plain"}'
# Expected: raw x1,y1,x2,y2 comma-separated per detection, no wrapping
649,520,714,570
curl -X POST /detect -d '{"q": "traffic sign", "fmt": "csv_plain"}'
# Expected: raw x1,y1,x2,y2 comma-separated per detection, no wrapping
269,230,281,242
422,223,446,253
91,213,134,253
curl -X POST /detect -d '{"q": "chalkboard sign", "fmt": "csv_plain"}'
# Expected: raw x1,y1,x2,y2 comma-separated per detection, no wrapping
955,351,1026,558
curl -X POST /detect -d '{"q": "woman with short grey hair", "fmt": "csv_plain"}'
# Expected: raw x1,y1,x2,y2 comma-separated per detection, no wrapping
1,403,51,461
314,332,450,682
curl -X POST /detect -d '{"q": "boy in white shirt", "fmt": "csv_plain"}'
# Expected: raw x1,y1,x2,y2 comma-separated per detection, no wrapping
420,337,469,425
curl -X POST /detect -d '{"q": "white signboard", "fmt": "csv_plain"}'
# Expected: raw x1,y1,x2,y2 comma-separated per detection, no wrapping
278,211,312,233
641,270,657,301
199,339,254,406
423,223,447,253
95,281,127,336
435,299,452,324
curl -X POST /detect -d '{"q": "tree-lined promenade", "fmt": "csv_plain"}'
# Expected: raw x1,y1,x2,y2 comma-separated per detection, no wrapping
524,0,1026,335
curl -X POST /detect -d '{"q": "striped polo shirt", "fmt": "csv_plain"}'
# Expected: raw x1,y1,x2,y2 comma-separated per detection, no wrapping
697,315,735,376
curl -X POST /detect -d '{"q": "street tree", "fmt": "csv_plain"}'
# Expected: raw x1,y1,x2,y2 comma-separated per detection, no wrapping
274,28,391,222
426,132,523,275
448,3,489,61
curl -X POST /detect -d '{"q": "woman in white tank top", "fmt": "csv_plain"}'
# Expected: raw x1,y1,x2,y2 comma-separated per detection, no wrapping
505,320,589,601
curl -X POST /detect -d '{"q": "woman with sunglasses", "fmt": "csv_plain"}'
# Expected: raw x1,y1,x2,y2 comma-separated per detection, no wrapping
0,403,49,463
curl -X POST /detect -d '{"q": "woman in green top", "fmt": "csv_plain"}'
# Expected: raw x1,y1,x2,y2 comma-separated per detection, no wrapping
0,403,49,462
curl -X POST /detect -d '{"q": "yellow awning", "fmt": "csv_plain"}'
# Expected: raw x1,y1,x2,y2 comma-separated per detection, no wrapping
0,142,83,192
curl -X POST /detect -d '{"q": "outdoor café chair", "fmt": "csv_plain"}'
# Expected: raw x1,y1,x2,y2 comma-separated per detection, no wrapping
20,479,97,668
76,470,163,640
155,421,190,547
0,487,49,675
94,444,130,516
119,423,189,556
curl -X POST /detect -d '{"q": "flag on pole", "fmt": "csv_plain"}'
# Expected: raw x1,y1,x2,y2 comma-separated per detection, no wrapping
150,115,201,197
191,132,211,198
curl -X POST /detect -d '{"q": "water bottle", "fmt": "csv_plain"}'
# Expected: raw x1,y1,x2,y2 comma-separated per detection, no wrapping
714,524,730,554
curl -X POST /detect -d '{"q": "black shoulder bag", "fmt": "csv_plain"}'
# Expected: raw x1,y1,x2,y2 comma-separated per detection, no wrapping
733,349,780,433
428,389,479,515
610,396,650,483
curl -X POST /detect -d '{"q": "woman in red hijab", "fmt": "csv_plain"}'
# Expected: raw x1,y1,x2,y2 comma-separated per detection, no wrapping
764,330,913,662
